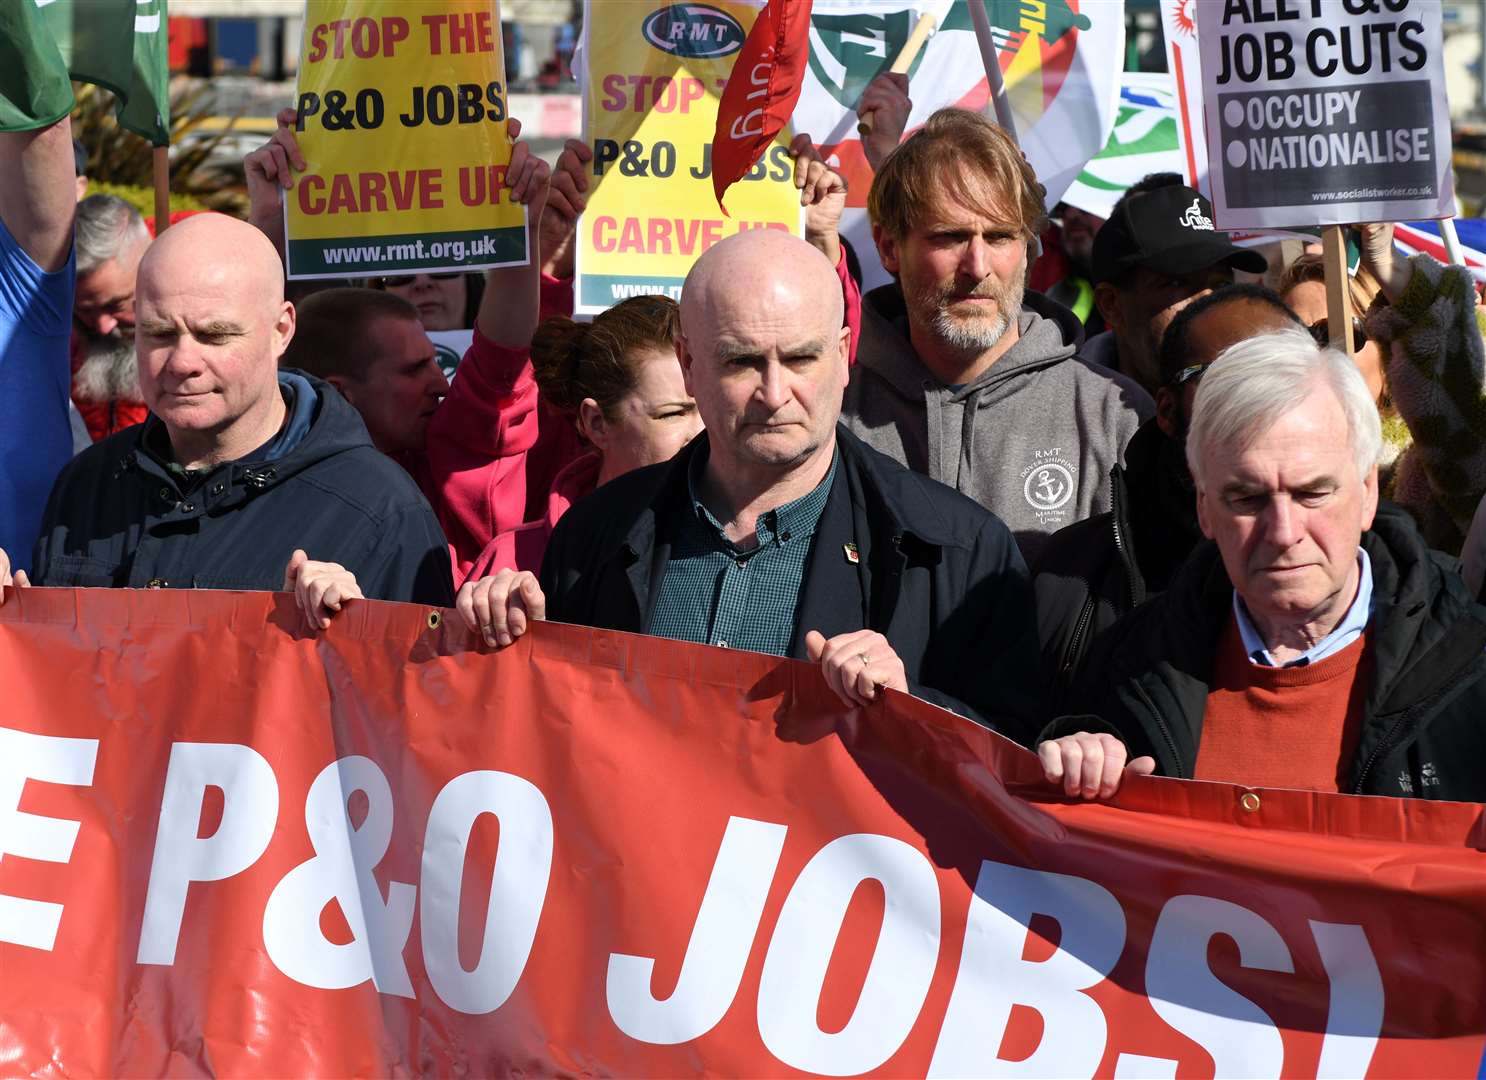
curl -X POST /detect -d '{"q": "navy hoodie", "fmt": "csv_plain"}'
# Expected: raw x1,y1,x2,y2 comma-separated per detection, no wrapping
32,370,454,605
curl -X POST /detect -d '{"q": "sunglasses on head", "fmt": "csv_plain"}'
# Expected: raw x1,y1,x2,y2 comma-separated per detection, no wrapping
372,272,462,289
1171,362,1209,388
1307,316,1367,353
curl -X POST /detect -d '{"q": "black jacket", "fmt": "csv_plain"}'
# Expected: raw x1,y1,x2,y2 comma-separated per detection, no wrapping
33,373,454,605
540,425,1043,736
1032,419,1201,703
1049,508,1486,801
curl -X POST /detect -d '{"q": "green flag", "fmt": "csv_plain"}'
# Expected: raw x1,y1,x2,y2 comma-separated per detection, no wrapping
0,0,169,146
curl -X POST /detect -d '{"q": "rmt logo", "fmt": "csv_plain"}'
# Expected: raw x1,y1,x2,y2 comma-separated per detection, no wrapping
642,3,746,60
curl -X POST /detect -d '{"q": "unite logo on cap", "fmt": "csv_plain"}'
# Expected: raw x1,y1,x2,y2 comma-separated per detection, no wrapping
1178,198,1215,231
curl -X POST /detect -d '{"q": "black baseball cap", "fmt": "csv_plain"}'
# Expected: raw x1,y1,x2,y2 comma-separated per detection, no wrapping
1092,185,1266,285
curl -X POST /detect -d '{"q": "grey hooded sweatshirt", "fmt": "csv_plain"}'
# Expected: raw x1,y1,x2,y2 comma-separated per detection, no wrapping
843,285,1153,563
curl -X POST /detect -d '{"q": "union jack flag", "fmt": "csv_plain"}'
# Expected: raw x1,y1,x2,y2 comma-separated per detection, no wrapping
1393,220,1486,284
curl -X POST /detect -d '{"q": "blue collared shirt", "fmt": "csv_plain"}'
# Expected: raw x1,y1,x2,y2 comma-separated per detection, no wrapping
1234,548,1374,667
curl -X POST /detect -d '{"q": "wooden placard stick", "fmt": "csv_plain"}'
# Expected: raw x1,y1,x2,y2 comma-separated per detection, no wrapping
153,145,171,234
857,2,952,136
1322,224,1355,360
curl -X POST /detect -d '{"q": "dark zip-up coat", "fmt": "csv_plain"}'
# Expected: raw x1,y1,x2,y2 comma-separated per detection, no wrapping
539,425,1043,737
1034,446,1142,705
32,374,454,605
1047,508,1486,801
1032,419,1202,705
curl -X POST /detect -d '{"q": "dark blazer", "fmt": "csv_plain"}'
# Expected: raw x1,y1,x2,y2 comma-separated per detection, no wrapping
540,424,1043,736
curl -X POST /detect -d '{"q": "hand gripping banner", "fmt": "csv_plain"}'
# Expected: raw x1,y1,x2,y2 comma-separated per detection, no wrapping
1,589,1484,1076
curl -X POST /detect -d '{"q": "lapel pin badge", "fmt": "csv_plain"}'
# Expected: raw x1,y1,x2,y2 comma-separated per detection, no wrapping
843,542,860,564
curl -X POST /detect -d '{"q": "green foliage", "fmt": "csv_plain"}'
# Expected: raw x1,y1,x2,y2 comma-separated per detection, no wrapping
71,80,247,217
85,181,207,218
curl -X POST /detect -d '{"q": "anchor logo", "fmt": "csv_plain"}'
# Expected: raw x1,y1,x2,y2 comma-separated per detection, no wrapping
1024,463,1074,511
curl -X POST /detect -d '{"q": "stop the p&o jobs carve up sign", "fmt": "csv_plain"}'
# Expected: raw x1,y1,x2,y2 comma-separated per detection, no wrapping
285,0,530,279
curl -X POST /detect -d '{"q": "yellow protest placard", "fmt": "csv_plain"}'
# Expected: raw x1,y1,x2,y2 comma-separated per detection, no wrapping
285,0,527,279
574,0,804,316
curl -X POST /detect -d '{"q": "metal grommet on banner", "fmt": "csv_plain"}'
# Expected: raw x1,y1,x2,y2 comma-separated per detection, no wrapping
426,610,442,630
1240,791,1261,813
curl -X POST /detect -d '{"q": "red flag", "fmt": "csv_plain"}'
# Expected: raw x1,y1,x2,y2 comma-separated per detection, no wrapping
710,0,813,214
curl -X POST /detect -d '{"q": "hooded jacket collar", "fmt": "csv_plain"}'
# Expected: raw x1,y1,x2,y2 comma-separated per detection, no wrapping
127,371,369,509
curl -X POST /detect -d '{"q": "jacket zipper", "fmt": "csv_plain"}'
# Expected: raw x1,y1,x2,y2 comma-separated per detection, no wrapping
1109,481,1139,611
1351,675,1460,793
1132,680,1183,776
1060,597,1095,680
1061,502,1128,681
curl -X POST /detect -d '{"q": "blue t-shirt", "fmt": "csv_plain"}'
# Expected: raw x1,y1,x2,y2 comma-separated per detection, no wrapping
0,215,74,573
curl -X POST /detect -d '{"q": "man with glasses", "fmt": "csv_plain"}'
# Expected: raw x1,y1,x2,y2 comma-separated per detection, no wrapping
1033,285,1303,701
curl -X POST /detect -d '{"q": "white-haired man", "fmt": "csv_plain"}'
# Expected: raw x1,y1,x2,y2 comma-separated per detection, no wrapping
71,194,152,440
1037,327,1486,803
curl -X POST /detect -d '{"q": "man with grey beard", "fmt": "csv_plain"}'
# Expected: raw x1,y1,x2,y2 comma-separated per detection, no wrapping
841,108,1152,562
71,194,149,440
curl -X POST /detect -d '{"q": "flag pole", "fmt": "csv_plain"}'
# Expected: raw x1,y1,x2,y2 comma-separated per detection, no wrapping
152,144,170,233
967,0,1017,145
1440,216,1466,267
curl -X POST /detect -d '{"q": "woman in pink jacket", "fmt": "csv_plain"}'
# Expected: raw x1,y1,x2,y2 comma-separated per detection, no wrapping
465,295,702,577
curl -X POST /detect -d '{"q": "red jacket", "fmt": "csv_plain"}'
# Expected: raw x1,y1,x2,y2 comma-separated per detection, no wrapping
523,272,590,520
69,329,148,442
469,449,601,578
839,248,862,367
398,327,543,587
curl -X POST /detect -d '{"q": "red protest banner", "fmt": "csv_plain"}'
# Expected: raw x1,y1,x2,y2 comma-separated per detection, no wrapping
1,589,1484,1076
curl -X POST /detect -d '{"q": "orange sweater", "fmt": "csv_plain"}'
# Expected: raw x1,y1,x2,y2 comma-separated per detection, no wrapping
1193,615,1369,792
